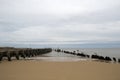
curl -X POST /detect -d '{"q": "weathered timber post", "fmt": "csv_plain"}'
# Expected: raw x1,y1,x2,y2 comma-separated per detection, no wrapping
7,51,12,61
0,51,4,61
15,50,20,60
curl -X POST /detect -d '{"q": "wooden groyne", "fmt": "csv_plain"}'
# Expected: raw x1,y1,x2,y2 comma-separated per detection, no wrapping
55,48,120,63
0,47,52,61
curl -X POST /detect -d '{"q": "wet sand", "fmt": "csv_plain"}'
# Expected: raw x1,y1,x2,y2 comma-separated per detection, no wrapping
0,60,120,80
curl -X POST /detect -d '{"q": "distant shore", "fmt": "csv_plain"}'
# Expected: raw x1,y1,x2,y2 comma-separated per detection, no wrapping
0,60,120,80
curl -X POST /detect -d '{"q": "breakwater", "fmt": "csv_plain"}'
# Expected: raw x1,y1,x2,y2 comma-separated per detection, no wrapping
55,48,120,63
0,47,52,61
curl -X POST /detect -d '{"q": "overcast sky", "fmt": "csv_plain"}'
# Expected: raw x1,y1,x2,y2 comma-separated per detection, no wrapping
0,0,120,47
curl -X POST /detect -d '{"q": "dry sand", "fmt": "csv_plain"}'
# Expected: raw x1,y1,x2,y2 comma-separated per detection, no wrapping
0,60,120,80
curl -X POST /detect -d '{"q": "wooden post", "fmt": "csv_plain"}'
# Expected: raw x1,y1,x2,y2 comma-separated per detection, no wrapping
15,51,19,60
0,52,3,61
7,51,11,61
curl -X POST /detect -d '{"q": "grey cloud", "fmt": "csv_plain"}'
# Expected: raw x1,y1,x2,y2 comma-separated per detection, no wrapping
60,7,120,25
0,0,120,47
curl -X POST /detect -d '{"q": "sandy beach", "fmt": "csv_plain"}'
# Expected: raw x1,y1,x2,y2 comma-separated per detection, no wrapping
0,60,120,80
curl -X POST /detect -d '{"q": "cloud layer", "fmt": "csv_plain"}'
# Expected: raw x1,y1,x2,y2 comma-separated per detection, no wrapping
0,0,120,47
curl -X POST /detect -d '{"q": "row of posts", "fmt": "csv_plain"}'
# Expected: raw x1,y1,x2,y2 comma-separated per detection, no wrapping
0,47,52,61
